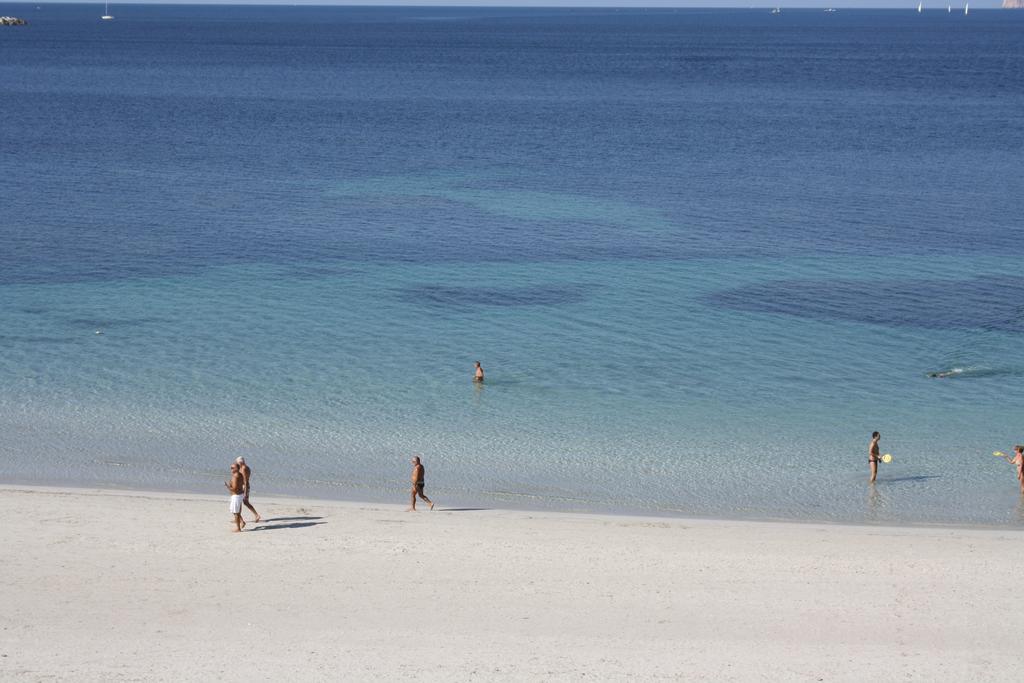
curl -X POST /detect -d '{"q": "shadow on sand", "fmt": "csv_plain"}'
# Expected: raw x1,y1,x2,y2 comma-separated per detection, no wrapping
250,521,326,531
260,516,323,523
438,508,490,512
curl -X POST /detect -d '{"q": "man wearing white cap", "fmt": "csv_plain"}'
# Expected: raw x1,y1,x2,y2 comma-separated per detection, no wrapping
235,457,261,523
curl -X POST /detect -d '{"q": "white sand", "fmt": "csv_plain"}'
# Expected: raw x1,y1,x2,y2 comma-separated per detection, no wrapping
1,485,1022,681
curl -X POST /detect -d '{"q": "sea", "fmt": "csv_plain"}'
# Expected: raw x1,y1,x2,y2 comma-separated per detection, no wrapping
2,3,1023,525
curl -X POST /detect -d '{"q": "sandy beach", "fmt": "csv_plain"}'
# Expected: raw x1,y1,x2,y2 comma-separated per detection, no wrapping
1,485,1022,681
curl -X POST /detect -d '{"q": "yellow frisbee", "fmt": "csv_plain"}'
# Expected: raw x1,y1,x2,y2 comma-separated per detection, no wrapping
994,451,1006,457
881,454,892,464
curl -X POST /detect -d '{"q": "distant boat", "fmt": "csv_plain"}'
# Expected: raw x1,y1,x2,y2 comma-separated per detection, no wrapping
917,1,923,12
770,7,781,14
824,7,837,12
948,4,952,11
964,2,969,14
101,1,113,20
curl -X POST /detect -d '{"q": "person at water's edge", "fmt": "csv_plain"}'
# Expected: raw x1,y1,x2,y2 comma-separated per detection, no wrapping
1002,445,1024,495
225,463,245,532
407,456,434,511
236,456,261,523
869,431,882,484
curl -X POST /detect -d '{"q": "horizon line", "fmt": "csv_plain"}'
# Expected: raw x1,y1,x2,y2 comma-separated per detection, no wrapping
7,1,1006,9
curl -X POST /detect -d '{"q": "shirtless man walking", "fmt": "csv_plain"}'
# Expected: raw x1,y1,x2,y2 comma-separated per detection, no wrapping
869,431,882,484
235,456,261,523
407,456,434,511
225,463,245,532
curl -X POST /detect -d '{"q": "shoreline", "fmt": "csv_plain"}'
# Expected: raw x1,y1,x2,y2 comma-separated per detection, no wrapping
6,482,1024,536
3,484,1023,680
4,479,1024,533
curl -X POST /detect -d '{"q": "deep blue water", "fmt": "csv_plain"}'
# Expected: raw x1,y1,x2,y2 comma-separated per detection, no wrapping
1,4,1023,524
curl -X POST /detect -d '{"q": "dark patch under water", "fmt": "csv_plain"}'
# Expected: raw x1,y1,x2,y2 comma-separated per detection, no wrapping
399,284,589,308
0,335,78,345
708,277,1024,334
65,317,173,329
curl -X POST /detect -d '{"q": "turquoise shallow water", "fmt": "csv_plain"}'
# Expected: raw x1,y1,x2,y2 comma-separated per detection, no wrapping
4,252,1024,523
2,6,1023,524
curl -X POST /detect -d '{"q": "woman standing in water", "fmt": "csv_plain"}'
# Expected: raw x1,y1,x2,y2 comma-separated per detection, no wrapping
869,431,881,484
1002,445,1024,494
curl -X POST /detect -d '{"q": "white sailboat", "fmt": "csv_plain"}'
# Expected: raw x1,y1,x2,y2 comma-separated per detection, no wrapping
948,4,952,12
964,3,969,15
917,2,923,12
101,1,113,20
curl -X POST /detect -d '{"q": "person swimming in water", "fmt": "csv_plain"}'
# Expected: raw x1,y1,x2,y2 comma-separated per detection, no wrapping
473,361,484,383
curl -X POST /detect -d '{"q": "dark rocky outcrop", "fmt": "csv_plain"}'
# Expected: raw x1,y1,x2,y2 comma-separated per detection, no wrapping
1,16,28,25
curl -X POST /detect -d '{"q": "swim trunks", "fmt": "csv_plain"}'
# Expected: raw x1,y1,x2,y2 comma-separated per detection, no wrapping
229,494,244,514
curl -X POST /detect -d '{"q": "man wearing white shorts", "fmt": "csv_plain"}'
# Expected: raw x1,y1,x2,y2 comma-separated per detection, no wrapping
225,463,245,532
